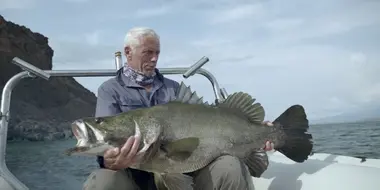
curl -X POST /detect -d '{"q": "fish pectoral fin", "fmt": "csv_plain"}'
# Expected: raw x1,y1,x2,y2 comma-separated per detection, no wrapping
244,150,269,177
162,137,200,161
154,172,194,190
154,173,167,190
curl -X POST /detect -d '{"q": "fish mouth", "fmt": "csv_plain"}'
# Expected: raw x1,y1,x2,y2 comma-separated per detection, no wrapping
71,119,92,147
68,119,109,156
71,119,105,145
72,119,88,141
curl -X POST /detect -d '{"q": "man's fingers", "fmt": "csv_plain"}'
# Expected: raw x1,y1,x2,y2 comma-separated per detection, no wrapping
263,121,274,127
113,137,134,168
126,135,141,161
131,153,142,164
266,141,271,150
264,141,274,151
111,136,139,169
107,163,118,170
104,148,122,169
104,148,120,158
105,159,116,166
104,158,117,167
120,136,135,158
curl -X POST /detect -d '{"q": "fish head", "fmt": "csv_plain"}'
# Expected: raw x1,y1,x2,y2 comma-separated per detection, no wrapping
64,117,113,156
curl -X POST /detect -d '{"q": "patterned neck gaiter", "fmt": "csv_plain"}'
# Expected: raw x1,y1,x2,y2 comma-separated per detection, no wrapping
123,65,156,86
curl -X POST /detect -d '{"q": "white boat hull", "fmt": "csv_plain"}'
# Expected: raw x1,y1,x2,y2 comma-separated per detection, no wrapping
252,151,380,190
1,152,380,190
0,177,13,190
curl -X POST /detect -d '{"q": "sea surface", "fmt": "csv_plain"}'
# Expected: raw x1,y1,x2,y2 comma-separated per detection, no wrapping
4,121,380,190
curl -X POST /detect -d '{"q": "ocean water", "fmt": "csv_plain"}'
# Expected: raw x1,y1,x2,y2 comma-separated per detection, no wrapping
4,121,380,190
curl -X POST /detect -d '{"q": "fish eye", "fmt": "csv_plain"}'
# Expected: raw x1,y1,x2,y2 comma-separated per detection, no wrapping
95,117,104,124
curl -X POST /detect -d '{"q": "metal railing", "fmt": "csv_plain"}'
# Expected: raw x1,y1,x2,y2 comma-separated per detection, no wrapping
0,52,229,190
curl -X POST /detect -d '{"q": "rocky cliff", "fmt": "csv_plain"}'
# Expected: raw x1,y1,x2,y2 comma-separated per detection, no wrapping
0,15,97,141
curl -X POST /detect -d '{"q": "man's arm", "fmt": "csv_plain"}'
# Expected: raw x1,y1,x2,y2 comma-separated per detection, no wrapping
172,80,180,98
95,84,121,118
95,84,121,168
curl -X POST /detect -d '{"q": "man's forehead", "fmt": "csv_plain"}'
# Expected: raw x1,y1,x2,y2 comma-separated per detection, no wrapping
140,36,159,44
139,37,160,49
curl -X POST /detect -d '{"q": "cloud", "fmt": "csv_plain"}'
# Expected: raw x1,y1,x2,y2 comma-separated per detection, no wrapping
208,3,266,24
49,33,117,65
84,30,102,46
0,0,36,10
134,6,171,19
264,18,304,31
2,0,379,121
63,0,90,3
180,0,380,120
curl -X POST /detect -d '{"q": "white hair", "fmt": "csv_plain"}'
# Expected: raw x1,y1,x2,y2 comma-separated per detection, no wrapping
123,27,160,50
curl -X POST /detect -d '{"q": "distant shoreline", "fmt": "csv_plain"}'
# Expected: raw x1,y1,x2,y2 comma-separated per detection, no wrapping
311,119,380,126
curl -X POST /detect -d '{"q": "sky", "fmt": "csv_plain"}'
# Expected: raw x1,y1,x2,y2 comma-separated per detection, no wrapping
1,0,379,121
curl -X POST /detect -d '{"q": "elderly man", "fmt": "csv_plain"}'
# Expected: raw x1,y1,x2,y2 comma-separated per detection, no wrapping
83,27,274,190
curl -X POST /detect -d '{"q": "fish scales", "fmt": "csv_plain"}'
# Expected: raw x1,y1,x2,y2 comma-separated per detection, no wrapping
162,102,277,144
138,102,278,174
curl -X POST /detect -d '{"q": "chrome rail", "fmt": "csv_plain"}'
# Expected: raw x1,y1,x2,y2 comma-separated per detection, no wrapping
0,54,226,190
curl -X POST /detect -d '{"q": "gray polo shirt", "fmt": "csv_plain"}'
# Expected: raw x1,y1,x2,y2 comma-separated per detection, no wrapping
95,68,180,117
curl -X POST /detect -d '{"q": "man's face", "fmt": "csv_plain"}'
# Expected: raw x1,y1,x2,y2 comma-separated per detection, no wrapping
125,36,160,76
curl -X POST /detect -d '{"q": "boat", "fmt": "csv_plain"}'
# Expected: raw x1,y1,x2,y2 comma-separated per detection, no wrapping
251,151,380,190
1,53,380,190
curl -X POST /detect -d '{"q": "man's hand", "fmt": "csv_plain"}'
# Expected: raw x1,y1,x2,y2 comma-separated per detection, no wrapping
103,135,141,170
262,121,275,151
262,121,274,127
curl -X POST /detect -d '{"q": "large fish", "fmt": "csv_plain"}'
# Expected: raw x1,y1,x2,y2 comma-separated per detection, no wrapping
65,82,313,190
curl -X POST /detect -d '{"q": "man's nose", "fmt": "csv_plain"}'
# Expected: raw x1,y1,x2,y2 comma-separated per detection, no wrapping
151,54,159,62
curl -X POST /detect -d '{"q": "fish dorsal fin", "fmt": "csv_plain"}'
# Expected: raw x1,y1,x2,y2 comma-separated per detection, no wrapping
173,82,211,105
218,92,265,124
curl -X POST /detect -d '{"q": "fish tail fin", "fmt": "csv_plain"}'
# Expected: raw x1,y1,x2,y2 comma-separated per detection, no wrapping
273,105,313,163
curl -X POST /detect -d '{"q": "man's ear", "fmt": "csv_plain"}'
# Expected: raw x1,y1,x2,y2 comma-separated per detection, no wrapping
124,46,132,60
